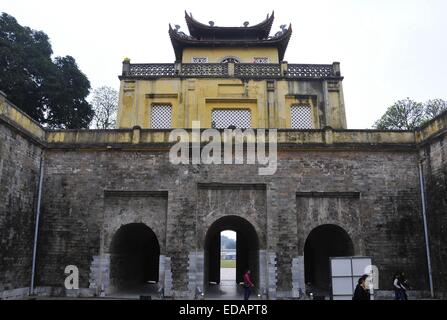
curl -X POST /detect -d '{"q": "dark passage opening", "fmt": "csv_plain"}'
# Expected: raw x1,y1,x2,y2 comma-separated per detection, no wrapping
110,223,160,292
304,224,354,296
204,216,259,291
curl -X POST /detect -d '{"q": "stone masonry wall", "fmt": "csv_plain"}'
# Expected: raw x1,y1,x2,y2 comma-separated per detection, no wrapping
34,147,429,297
1,90,445,300
285,150,427,293
0,122,42,295
422,131,447,298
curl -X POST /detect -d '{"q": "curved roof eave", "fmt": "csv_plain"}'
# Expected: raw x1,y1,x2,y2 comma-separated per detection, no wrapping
168,23,292,61
184,11,275,38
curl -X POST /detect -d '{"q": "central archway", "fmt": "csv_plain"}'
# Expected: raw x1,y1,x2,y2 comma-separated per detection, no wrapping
304,224,354,298
110,223,160,293
204,216,259,296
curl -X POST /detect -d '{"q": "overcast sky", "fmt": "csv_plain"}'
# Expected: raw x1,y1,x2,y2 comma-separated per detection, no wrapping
2,0,447,128
222,231,236,240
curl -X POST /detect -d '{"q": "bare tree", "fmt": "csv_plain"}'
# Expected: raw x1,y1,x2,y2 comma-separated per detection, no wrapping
374,98,447,130
91,86,118,129
425,99,447,119
374,98,426,130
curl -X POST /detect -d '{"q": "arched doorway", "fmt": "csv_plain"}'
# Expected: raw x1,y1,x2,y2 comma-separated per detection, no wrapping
204,216,259,298
110,223,160,293
304,224,354,297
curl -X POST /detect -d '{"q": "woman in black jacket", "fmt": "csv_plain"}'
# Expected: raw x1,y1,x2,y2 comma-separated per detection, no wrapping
353,275,370,300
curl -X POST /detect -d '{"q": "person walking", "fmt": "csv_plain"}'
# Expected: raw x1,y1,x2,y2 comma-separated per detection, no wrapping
243,269,254,300
352,275,370,300
393,273,403,300
399,272,410,300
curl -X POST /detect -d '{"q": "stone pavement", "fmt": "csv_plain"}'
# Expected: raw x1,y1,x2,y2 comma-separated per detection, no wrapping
204,268,262,300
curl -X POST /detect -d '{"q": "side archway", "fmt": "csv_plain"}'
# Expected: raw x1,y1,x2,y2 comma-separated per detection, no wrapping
110,223,160,292
304,224,354,296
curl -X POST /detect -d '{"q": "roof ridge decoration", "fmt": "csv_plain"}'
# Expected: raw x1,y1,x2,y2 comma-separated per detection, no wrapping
184,11,275,39
169,12,292,61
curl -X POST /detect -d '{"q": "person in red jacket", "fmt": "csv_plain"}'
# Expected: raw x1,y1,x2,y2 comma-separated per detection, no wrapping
243,269,255,300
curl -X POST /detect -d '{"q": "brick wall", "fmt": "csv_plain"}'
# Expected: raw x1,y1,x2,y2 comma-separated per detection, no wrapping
422,132,447,298
33,147,429,296
1,97,445,298
0,123,42,293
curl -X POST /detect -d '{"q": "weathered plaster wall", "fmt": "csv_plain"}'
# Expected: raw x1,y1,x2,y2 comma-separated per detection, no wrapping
116,76,347,130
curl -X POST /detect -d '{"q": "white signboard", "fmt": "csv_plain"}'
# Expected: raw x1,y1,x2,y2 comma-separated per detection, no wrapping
330,257,374,300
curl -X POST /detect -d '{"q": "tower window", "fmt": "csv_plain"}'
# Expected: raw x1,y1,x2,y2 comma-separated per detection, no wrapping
212,109,251,129
220,57,240,63
291,105,314,129
253,57,269,64
151,105,172,129
192,57,208,63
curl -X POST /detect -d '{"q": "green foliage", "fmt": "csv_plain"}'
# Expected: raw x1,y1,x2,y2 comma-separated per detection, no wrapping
425,99,447,120
374,98,447,130
374,98,425,130
45,56,94,129
220,260,236,268
221,235,236,249
0,13,93,128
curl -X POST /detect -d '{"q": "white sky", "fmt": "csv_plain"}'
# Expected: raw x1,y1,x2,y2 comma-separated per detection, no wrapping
2,0,447,128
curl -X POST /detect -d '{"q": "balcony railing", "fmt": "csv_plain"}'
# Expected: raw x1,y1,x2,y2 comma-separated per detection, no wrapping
122,62,341,80
286,64,335,78
181,63,228,77
234,63,281,78
128,63,177,77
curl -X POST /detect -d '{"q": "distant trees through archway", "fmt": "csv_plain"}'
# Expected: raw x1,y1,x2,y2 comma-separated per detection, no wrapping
220,231,237,282
204,216,259,290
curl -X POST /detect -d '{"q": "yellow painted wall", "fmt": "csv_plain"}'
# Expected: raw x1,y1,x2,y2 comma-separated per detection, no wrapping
0,93,45,140
3,76,445,147
182,47,279,63
3,87,434,147
117,77,272,129
116,75,349,129
329,91,345,129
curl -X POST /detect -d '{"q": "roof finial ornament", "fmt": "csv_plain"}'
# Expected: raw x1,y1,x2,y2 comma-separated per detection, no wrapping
243,21,249,27
273,24,288,38
208,21,214,27
172,24,193,39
